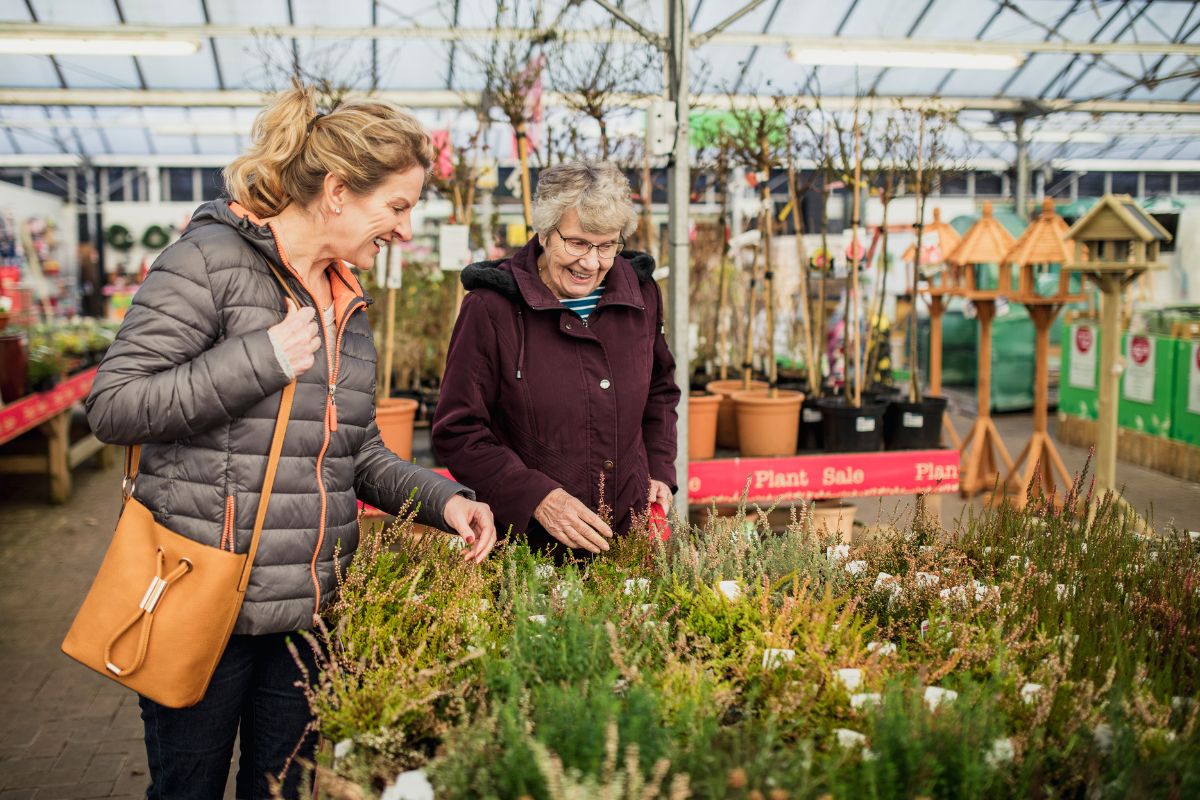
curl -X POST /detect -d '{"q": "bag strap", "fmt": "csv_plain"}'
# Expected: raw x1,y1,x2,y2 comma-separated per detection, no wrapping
122,260,303,578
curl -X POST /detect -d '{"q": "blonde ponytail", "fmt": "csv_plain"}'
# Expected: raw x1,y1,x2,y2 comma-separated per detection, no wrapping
224,81,434,218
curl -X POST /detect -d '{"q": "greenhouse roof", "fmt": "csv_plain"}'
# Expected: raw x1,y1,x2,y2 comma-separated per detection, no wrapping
0,0,1199,164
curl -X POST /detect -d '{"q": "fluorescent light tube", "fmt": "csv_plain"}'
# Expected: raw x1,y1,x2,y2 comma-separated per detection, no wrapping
787,45,1022,71
0,36,200,56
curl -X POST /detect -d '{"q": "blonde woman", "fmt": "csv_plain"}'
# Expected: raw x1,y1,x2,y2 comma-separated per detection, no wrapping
86,84,496,798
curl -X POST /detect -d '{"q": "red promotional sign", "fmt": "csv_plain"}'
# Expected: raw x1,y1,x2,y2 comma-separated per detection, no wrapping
1075,326,1093,353
1130,335,1151,365
686,449,960,504
363,449,960,518
0,367,97,446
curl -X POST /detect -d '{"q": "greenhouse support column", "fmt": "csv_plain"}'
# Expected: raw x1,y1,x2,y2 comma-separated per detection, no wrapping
666,0,690,522
1014,115,1029,221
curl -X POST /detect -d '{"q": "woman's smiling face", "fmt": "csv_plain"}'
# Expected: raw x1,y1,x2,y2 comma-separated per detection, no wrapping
538,208,622,300
332,166,425,269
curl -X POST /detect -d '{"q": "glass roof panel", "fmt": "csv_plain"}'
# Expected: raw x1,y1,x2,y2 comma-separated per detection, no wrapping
30,0,117,24
0,55,62,88
139,44,222,90
205,0,289,27
118,0,205,24
53,56,140,90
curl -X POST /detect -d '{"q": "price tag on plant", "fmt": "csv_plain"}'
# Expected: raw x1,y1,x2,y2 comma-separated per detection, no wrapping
438,224,471,272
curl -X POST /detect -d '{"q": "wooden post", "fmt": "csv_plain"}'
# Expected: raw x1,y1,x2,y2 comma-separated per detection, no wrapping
515,121,534,237
929,295,944,394
786,145,818,394
849,120,863,406
741,222,762,389
1095,273,1121,492
760,134,776,397
40,411,70,504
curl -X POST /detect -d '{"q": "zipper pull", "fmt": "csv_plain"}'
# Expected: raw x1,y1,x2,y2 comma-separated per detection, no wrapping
327,384,338,432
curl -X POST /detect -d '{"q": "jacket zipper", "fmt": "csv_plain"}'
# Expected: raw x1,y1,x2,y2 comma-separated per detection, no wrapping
308,296,366,624
221,495,235,552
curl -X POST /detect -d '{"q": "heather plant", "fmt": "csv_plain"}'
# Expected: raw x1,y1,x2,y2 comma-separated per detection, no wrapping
311,469,1200,799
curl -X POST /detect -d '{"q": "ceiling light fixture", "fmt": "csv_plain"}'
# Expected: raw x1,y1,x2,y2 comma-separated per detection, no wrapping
787,45,1023,71
0,36,200,57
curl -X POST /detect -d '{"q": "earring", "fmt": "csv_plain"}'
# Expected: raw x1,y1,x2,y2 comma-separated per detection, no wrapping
334,207,341,215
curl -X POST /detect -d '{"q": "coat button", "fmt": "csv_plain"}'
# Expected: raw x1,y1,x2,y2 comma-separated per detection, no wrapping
603,459,614,471
565,322,572,330
599,379,611,390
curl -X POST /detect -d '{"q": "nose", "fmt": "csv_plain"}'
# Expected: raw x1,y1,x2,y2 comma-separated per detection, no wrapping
393,212,412,243
580,247,601,270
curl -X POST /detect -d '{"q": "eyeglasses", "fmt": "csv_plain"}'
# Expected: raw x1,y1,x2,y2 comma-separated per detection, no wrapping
553,227,623,260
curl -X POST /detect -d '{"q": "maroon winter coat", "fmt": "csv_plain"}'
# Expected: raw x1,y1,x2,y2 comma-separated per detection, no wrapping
432,236,680,549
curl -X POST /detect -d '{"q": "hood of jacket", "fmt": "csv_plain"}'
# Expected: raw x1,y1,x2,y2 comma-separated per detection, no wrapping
460,235,656,308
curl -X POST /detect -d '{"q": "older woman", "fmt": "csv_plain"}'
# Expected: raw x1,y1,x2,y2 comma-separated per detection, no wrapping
85,83,496,798
432,161,680,556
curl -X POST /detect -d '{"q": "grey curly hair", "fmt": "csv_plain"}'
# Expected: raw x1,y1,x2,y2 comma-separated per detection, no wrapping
531,160,639,242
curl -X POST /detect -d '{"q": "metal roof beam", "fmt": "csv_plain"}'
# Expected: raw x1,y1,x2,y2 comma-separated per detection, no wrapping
2,23,1199,57
5,87,1199,115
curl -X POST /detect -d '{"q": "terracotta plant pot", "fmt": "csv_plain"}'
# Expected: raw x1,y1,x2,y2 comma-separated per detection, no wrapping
706,379,767,449
810,500,857,543
732,389,804,457
376,397,419,461
687,392,723,461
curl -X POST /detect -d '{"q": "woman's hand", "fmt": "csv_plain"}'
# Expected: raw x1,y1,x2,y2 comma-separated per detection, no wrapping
648,479,672,512
269,299,322,377
533,488,613,554
442,494,497,563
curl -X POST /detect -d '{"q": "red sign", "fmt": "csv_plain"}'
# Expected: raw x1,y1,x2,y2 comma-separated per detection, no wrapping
0,367,97,446
1130,335,1151,366
686,450,960,503
1075,326,1093,353
363,449,960,518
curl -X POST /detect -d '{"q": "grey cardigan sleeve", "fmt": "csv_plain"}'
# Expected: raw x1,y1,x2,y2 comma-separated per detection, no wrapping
354,418,475,531
85,240,292,445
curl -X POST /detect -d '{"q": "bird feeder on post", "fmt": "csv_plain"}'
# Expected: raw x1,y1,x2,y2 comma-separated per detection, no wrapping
1003,198,1086,507
1063,194,1171,496
945,202,1018,499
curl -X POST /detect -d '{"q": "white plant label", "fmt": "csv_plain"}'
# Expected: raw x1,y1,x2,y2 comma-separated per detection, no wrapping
903,412,924,428
1189,343,1200,415
856,416,876,433
1123,335,1156,404
438,224,471,271
1069,324,1096,390
803,408,822,423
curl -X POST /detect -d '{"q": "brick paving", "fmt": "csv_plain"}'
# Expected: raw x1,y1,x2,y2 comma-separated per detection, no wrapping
0,415,1196,800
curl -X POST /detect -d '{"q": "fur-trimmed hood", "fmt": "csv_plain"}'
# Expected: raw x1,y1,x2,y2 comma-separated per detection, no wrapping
461,235,657,304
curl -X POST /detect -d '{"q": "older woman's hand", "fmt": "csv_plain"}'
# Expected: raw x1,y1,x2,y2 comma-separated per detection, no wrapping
442,494,497,563
533,488,613,553
648,479,672,512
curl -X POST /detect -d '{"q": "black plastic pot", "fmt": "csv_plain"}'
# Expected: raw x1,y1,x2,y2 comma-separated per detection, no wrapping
798,395,825,451
817,396,888,453
883,395,949,450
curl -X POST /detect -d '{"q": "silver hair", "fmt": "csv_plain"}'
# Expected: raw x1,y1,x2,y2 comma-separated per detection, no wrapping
531,160,639,242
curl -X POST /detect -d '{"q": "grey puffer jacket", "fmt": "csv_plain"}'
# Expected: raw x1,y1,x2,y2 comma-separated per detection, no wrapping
86,200,472,635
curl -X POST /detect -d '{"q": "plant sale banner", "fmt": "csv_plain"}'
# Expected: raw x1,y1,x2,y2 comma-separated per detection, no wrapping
362,450,961,517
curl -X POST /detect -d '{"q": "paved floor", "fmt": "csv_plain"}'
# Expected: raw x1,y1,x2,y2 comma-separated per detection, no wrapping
1,405,1196,800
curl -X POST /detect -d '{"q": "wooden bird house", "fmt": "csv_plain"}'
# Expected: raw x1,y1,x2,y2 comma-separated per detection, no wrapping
946,202,1016,299
905,207,963,295
1064,193,1171,270
1006,198,1082,302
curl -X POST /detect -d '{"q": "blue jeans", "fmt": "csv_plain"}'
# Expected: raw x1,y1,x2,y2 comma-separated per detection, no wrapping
139,631,320,799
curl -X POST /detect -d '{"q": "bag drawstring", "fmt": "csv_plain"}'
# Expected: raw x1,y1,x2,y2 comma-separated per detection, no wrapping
103,547,193,678
515,308,526,380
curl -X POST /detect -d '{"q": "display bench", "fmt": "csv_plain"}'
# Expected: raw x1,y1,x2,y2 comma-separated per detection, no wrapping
0,367,111,503
362,448,961,519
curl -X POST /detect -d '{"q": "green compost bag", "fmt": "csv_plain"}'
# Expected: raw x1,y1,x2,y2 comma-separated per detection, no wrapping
919,299,1034,410
1172,339,1200,445
1059,320,1100,420
1118,333,1176,438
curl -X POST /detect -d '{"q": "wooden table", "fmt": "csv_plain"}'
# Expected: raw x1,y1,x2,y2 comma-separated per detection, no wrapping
0,367,111,503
